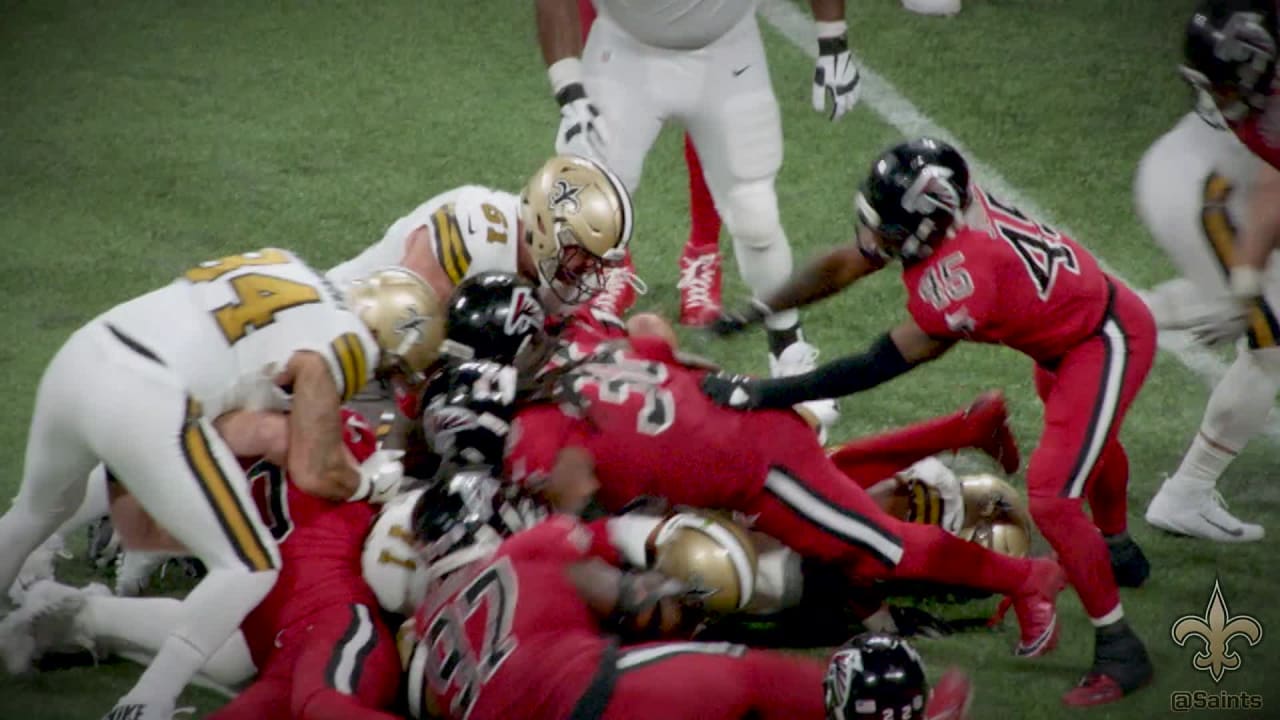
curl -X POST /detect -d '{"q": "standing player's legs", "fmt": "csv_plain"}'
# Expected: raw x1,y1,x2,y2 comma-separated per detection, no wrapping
82,345,280,714
678,133,726,326
287,603,403,720
1136,128,1269,540
1025,291,1155,704
0,329,108,602
600,642,826,720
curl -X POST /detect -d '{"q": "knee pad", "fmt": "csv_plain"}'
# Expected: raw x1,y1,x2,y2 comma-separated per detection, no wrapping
722,180,782,250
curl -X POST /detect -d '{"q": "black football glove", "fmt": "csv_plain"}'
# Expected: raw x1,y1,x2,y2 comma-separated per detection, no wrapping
700,372,763,410
707,299,772,338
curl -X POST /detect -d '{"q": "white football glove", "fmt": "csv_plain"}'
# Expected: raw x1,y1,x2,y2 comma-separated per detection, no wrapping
1190,303,1251,346
350,449,405,504
812,21,861,121
549,58,609,160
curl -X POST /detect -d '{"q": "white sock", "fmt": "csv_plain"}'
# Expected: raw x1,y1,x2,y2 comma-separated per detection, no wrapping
1164,433,1236,495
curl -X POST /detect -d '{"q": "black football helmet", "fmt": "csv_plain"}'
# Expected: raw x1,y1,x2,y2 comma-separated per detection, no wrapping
825,633,927,720
1181,0,1278,123
410,466,545,577
442,272,554,374
856,138,970,263
420,359,519,469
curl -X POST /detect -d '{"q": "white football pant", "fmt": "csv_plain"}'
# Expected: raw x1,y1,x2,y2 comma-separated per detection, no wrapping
583,12,798,330
0,321,278,702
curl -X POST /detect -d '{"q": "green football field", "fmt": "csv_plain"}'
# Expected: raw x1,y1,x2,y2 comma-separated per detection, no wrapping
2,0,1278,718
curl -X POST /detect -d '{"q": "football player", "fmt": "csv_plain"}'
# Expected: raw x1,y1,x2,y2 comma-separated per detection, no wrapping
404,471,830,720
573,0,726,326
327,154,635,317
426,274,1065,666
824,633,973,720
0,256,438,720
1,409,407,719
1177,1,1280,343
534,0,860,432
702,138,1155,705
1134,107,1269,542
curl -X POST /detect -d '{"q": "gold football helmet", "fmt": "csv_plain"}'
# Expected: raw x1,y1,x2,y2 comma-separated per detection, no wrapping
652,511,758,615
957,473,1035,558
519,154,633,303
345,267,446,382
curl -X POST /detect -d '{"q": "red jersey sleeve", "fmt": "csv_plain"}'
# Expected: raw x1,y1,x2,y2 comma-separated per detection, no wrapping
499,514,617,566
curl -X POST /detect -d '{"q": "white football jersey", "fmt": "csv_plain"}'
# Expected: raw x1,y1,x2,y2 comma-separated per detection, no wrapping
362,488,429,616
100,248,379,418
594,0,757,49
327,185,521,288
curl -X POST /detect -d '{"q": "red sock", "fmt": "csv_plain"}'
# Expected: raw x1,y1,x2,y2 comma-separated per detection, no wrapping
828,407,974,483
1087,442,1129,537
683,134,721,254
885,522,1034,595
1030,494,1120,619
577,0,596,36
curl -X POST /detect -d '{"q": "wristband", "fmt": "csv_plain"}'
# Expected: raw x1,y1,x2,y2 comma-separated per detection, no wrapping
548,57,584,96
1229,265,1263,300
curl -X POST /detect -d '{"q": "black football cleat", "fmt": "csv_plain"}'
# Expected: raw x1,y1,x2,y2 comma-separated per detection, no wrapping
1062,622,1153,707
1107,534,1150,588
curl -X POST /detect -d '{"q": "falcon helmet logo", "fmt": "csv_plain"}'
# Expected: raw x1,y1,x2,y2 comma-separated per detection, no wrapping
503,286,545,337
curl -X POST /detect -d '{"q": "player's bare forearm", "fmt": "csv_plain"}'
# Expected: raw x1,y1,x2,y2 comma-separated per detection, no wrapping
766,243,878,312
1238,162,1280,275
888,317,955,364
535,0,583,66
284,351,359,501
213,409,289,466
809,0,847,22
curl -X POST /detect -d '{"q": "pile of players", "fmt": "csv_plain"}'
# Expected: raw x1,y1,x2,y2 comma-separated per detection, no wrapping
3,0,1279,718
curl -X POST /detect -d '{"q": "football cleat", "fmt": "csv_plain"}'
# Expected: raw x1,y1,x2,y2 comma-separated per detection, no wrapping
1061,623,1153,707
1145,486,1264,543
8,534,64,605
0,579,105,673
1010,558,1065,658
587,257,645,319
1106,535,1150,588
902,0,961,16
677,250,723,327
101,699,180,720
962,391,1020,475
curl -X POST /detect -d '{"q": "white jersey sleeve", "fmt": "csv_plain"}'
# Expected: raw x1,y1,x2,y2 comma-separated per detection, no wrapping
326,186,520,288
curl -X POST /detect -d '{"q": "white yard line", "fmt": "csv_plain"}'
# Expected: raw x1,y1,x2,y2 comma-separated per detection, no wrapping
758,0,1280,440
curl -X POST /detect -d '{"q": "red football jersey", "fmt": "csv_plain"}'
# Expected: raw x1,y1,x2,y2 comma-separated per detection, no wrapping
507,331,816,513
408,516,617,720
240,410,381,667
901,184,1112,363
1228,94,1280,170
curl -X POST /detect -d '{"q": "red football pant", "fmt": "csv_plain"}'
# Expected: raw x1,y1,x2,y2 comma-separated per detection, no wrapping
577,0,722,255
602,643,826,720
827,403,991,486
208,604,401,720
742,417,1033,595
1026,283,1156,621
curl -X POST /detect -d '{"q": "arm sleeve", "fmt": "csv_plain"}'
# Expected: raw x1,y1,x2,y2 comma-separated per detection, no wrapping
752,333,914,408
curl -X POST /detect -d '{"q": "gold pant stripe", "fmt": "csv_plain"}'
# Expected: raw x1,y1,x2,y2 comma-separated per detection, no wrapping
181,398,274,572
1201,174,1280,349
349,332,368,398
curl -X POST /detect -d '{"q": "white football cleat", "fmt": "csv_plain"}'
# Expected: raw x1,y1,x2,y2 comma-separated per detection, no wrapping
1145,486,1264,542
769,339,839,443
101,698,182,720
902,0,962,16
0,579,104,674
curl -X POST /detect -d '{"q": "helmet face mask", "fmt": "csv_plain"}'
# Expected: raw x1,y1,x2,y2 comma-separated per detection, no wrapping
1182,2,1278,121
857,138,971,263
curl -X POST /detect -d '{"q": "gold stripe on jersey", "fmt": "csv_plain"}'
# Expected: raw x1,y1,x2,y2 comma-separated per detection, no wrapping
1201,174,1280,348
907,482,943,526
431,204,472,285
330,332,368,402
180,397,275,572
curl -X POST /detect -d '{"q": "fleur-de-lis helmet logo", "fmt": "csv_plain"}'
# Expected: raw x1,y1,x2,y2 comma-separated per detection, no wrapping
549,180,582,214
1171,579,1263,683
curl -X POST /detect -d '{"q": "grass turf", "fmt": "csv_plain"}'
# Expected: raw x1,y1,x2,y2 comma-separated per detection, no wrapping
1,1,1277,717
